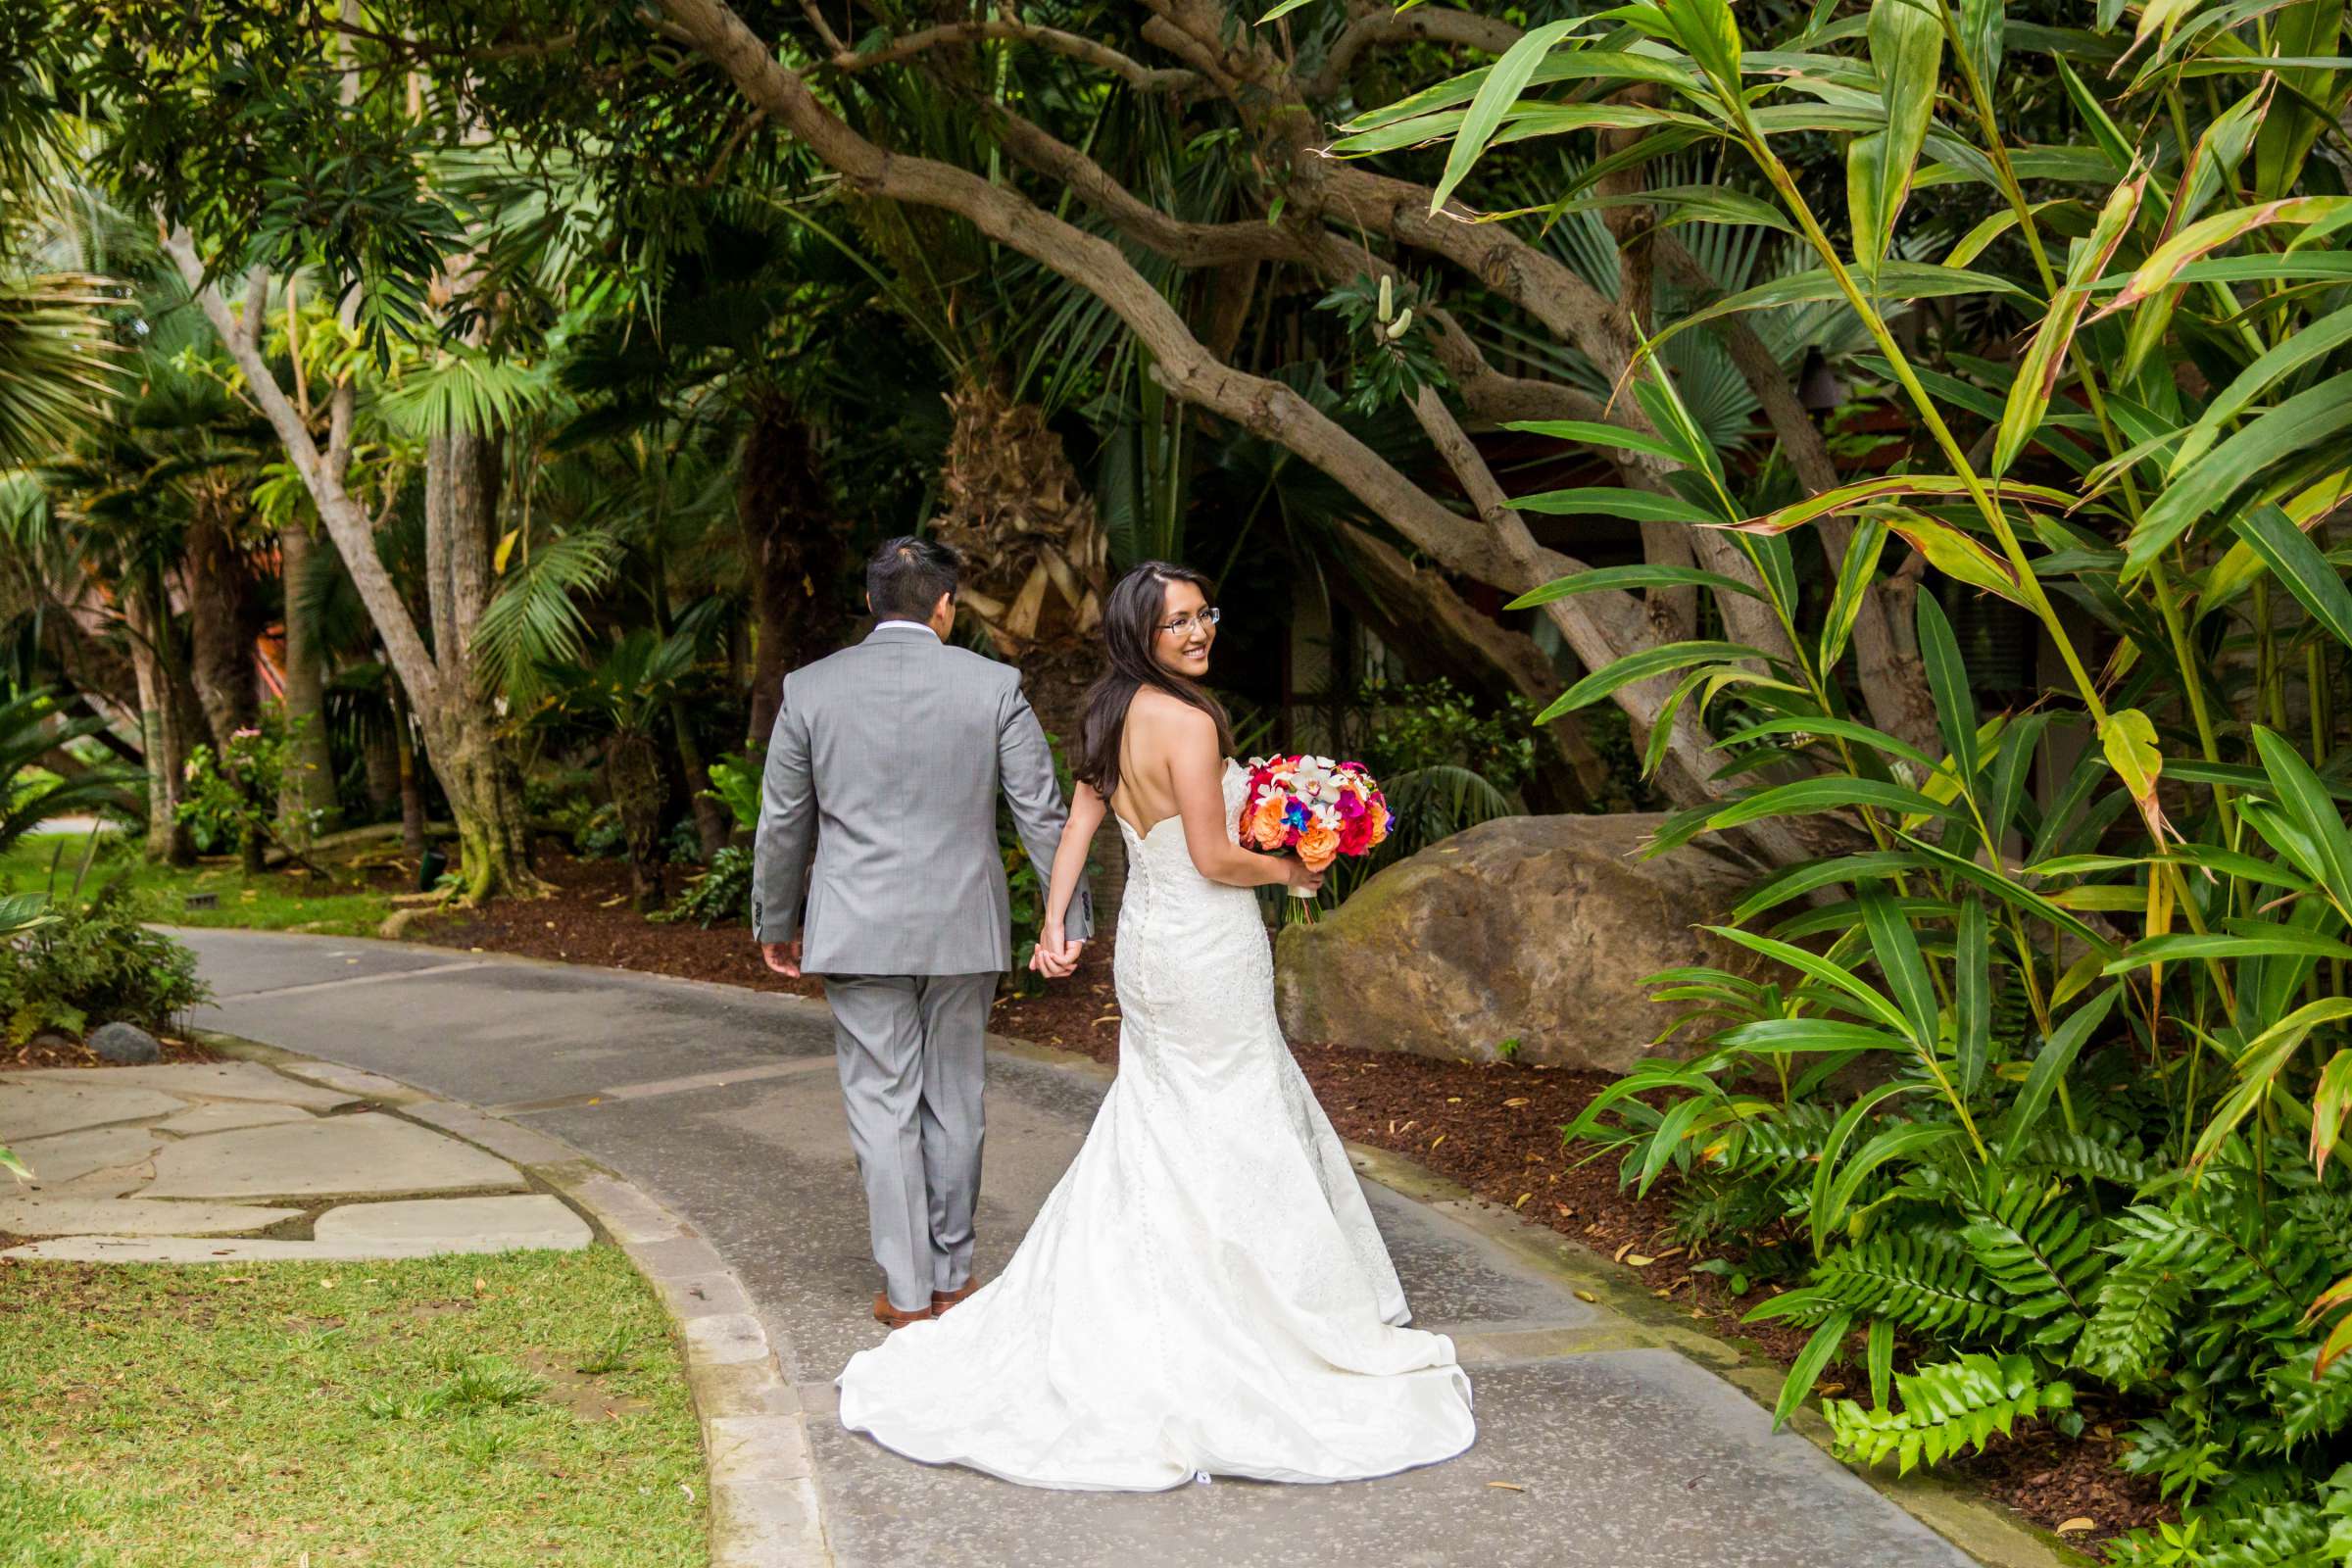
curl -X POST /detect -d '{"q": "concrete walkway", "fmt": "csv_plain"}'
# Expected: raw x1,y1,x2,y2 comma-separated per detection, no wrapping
170,928,2062,1568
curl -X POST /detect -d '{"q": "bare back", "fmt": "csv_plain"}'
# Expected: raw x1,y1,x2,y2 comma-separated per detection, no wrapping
1106,688,1201,837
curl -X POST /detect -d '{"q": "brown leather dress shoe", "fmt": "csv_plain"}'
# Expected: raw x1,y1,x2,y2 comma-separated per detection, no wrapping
931,1278,981,1315
873,1293,932,1330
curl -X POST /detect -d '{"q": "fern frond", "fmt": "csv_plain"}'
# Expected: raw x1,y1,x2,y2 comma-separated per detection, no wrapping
1957,1173,2105,1346
1825,1353,2075,1474
1802,1233,2030,1339
2078,1258,2188,1387
2268,1349,2352,1450
377,350,551,439
2012,1127,2156,1190
1722,1101,1839,1182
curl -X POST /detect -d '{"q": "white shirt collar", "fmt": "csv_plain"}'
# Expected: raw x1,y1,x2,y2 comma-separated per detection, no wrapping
874,618,941,641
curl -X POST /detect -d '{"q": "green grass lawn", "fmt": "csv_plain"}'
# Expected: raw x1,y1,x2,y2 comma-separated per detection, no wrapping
1,831,395,938
0,1247,708,1567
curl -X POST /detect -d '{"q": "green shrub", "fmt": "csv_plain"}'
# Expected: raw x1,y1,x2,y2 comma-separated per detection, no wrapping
0,879,210,1044
653,845,751,929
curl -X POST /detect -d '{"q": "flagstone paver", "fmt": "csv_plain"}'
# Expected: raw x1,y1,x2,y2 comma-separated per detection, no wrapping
0,1196,300,1237
4,1234,543,1263
0,1079,185,1141
12,1060,360,1111
312,1194,589,1251
155,1100,316,1136
13,1125,165,1189
140,1111,524,1200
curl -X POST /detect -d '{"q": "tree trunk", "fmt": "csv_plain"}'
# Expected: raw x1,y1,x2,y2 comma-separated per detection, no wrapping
183,505,261,751
166,241,544,905
421,426,543,902
671,698,731,858
1331,525,1607,812
739,393,846,749
390,688,427,864
925,373,1114,930
641,547,730,859
362,717,401,816
276,522,343,840
607,732,667,912
425,704,535,902
124,587,194,866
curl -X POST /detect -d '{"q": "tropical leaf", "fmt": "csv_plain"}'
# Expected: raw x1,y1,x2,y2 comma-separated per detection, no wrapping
2129,370,2352,574
1513,486,1725,524
1846,0,1943,277
1540,641,1772,719
1428,19,1597,212
2230,505,2352,651
1645,264,2035,359
1507,564,1761,609
1991,171,2144,477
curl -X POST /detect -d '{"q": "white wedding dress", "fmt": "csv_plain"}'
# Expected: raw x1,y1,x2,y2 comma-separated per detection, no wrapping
836,760,1476,1491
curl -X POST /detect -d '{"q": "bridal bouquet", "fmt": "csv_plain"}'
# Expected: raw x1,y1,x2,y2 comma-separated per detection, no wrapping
1239,755,1394,898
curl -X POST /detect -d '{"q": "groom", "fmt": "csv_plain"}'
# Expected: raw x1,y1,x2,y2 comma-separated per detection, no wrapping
753,536,1092,1330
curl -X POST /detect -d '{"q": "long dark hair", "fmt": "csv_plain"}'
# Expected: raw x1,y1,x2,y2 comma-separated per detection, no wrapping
1072,561,1233,802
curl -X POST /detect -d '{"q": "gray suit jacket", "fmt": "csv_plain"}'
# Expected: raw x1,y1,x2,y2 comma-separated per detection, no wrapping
751,621,1094,976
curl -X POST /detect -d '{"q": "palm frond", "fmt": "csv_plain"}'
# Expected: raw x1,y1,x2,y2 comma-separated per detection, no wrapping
473,531,622,700
0,271,123,465
377,350,550,440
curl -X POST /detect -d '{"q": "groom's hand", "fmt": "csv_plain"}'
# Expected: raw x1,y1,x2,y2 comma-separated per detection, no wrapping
1028,929,1084,980
761,938,803,978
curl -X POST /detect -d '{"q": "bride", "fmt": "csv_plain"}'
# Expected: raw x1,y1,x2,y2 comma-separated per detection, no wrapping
835,561,1476,1492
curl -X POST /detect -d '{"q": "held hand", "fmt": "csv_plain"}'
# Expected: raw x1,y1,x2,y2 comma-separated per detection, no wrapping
760,938,803,978
1029,924,1084,979
1286,857,1327,898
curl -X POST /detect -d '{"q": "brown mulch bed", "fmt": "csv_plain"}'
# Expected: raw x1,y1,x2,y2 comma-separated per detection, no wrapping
410,852,824,1001
3,1032,218,1072
393,865,2163,1552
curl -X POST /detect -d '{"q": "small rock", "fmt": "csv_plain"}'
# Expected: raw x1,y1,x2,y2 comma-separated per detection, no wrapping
88,1023,163,1066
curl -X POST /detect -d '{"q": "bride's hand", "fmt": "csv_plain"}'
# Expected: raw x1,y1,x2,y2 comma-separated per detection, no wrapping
1284,857,1326,897
1030,921,1080,979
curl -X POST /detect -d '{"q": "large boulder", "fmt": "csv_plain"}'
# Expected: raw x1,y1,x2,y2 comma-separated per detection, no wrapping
1274,814,1772,1073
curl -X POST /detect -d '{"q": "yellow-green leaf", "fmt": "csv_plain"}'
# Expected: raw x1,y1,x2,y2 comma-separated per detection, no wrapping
2100,708,2173,846
2312,1050,2352,1178
1992,171,2145,478
1884,511,2030,607
1847,0,1943,276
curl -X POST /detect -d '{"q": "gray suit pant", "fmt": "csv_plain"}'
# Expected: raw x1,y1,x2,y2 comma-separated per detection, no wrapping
823,972,997,1313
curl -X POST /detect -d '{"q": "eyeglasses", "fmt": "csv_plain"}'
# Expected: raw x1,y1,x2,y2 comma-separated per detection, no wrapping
1158,607,1222,637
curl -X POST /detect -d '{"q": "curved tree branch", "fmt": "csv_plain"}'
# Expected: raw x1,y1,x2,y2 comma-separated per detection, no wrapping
987,107,1295,265
661,0,1533,592
163,230,444,713
829,18,1196,90
1308,2,1524,100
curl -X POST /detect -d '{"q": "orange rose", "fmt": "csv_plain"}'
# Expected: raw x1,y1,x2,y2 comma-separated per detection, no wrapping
1247,797,1290,849
1298,823,1341,870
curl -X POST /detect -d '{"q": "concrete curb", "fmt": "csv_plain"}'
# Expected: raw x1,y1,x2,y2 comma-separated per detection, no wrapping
200,1031,830,1568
